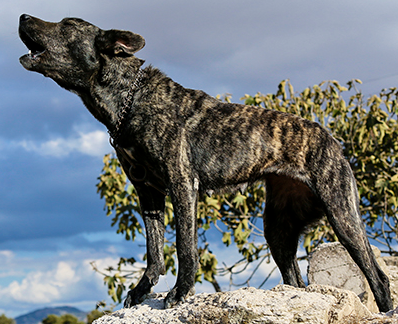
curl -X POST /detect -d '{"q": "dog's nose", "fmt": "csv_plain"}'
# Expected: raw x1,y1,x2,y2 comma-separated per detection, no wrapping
20,14,32,23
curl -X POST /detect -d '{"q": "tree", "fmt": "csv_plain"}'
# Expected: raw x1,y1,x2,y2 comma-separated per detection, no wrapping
42,314,59,324
42,314,84,324
86,310,104,324
94,79,398,303
0,314,15,324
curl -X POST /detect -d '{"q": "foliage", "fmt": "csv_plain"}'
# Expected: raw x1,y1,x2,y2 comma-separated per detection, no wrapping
42,314,59,324
86,310,105,324
42,314,84,324
94,79,398,303
41,308,109,324
0,314,15,324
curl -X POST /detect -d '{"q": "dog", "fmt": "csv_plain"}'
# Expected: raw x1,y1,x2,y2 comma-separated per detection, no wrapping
19,14,393,312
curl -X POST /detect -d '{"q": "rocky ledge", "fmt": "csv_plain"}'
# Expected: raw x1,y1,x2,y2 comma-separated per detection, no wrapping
94,243,398,324
93,285,398,324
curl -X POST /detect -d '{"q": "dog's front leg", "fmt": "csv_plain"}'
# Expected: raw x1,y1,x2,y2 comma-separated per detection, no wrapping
164,178,199,308
124,185,166,307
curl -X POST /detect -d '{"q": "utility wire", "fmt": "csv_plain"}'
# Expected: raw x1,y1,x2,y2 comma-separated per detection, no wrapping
362,72,398,84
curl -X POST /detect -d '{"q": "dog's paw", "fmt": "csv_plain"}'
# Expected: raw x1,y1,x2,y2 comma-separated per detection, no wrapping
164,286,195,309
124,288,151,308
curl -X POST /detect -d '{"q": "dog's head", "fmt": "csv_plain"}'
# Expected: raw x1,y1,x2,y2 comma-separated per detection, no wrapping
19,14,145,91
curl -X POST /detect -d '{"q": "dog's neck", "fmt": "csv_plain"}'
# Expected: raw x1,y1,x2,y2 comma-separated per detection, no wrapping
79,57,145,138
108,68,145,144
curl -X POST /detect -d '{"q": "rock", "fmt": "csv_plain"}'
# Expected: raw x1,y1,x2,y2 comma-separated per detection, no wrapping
94,242,398,323
307,242,391,312
383,256,398,308
93,284,374,324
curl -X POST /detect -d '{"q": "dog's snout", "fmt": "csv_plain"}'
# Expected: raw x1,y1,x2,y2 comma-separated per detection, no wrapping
20,14,32,23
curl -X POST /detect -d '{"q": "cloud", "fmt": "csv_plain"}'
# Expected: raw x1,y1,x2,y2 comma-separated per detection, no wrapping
0,233,147,316
6,267,63,303
0,254,116,310
18,129,110,158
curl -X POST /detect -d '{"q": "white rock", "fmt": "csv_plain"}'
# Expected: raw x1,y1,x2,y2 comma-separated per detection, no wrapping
94,284,373,324
383,256,398,308
307,242,390,312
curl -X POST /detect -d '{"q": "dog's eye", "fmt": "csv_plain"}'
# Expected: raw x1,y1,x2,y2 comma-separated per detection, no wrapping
63,21,75,27
61,19,80,28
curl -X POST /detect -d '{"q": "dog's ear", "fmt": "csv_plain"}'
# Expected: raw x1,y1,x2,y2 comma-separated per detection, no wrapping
96,30,145,56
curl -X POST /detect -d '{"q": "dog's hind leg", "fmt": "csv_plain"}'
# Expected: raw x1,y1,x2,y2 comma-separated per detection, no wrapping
329,212,392,312
317,159,393,312
263,205,305,288
263,174,323,288
264,174,322,287
124,184,166,307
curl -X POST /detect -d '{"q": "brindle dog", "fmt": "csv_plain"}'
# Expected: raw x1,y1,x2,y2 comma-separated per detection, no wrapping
19,14,392,311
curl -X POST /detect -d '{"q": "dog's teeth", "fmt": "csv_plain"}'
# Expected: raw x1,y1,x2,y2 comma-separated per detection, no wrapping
28,50,32,56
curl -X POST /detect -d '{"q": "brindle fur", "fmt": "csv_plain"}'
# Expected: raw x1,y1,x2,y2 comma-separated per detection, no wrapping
18,14,392,311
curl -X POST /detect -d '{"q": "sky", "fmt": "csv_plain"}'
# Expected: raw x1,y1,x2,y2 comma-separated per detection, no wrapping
1,0,398,319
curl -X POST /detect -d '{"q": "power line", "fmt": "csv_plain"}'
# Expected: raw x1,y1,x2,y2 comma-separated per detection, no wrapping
362,72,398,84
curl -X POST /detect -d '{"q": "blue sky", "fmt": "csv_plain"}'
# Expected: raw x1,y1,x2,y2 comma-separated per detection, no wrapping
2,0,398,318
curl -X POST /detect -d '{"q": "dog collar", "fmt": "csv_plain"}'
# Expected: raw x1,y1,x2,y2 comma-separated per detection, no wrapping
109,68,145,145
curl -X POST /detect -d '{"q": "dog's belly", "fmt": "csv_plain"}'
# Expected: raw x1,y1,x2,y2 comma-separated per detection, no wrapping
194,152,267,195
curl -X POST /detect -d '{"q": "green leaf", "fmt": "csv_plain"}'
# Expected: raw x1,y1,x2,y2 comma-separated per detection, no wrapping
222,232,231,246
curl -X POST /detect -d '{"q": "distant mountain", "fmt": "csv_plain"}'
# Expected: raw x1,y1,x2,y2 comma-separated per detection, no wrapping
15,306,87,324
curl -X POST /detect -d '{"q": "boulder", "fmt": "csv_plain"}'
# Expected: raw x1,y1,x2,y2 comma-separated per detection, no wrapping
383,256,398,307
307,242,393,312
93,284,376,324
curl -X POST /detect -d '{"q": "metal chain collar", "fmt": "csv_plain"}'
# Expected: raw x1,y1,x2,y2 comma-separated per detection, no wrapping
108,68,144,145
107,69,167,196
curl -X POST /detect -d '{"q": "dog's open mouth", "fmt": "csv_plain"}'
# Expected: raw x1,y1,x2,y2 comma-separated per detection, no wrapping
19,30,46,59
